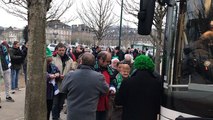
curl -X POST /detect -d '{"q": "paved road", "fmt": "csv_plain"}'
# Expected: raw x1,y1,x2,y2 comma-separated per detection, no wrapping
0,88,67,120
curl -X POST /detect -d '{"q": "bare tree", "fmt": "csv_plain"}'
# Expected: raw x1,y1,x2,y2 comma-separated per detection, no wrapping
71,32,94,45
118,0,139,25
77,0,116,45
117,0,166,72
24,0,51,120
0,0,75,22
150,4,167,72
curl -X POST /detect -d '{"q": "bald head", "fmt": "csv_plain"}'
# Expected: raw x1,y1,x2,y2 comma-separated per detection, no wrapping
97,51,112,68
97,51,111,61
82,53,95,66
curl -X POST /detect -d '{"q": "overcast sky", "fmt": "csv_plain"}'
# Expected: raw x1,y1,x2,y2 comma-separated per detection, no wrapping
0,8,27,28
0,0,138,29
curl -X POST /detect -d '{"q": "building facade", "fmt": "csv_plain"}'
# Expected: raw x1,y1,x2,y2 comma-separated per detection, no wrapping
71,24,94,46
1,27,23,45
46,20,72,44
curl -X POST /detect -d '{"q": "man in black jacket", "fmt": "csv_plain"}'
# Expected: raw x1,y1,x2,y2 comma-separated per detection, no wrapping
114,46,124,61
10,41,24,93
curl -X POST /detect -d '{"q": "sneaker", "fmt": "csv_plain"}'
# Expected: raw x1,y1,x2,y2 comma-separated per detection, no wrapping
11,90,15,94
6,96,15,102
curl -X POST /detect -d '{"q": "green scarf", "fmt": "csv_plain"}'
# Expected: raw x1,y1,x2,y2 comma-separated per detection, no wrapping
114,73,123,90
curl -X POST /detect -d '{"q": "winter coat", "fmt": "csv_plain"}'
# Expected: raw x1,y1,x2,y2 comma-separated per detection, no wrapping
0,45,10,71
96,70,111,111
10,47,24,70
61,65,109,120
116,50,125,61
115,70,162,120
94,62,116,111
52,54,74,91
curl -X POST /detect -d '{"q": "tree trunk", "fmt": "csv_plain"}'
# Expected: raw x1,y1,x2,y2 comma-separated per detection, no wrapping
97,39,101,46
25,1,48,120
154,30,162,73
155,44,161,73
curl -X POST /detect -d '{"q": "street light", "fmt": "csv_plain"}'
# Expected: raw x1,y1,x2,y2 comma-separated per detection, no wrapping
118,0,124,48
53,25,58,44
53,32,58,44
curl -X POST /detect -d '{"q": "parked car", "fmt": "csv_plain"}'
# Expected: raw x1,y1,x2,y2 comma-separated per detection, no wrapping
47,44,57,52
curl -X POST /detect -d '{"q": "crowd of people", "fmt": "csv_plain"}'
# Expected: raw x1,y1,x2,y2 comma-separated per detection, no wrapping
47,43,162,120
0,39,162,120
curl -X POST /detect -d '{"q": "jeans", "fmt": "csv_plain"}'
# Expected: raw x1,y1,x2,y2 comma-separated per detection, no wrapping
3,69,11,97
11,68,20,90
52,93,66,120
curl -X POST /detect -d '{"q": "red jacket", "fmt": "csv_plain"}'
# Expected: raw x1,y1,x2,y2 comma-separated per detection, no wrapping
97,70,110,111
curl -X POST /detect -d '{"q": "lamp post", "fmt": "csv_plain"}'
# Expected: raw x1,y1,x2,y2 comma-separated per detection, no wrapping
53,25,58,44
118,0,124,48
53,32,58,44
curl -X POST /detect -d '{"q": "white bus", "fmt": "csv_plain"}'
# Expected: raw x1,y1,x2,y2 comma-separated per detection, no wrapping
138,0,213,119
159,0,213,120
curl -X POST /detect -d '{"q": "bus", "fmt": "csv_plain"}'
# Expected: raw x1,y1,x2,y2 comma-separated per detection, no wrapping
131,43,155,56
160,1,213,120
139,0,213,119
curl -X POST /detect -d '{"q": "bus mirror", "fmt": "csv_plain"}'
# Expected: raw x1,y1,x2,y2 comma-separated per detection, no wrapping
138,0,156,35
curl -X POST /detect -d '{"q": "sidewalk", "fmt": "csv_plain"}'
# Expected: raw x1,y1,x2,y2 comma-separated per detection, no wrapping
0,74,67,120
0,88,25,120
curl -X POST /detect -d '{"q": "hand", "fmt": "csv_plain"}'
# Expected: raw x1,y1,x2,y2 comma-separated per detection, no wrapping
54,73,60,77
109,90,115,96
109,87,116,95
49,74,56,79
60,75,64,79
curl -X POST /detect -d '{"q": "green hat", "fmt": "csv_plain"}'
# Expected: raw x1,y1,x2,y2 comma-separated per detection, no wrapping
46,47,52,58
133,55,155,72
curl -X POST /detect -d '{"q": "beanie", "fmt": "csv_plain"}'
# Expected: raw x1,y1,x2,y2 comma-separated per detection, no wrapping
133,55,155,72
46,47,52,58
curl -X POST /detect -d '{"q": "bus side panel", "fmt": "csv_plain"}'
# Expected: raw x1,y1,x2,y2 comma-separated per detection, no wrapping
160,106,197,120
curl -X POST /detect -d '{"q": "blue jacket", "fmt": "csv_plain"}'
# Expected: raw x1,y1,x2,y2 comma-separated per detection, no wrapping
46,63,60,100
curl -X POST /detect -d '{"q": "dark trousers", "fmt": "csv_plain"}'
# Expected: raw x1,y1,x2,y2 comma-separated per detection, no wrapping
96,111,107,120
52,93,66,120
111,107,122,120
23,63,27,85
47,100,53,120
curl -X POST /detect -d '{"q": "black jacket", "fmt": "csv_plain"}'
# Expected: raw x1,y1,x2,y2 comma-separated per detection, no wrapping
115,70,162,120
10,47,24,69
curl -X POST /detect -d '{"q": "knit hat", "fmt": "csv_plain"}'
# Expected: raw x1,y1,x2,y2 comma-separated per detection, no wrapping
46,47,52,58
133,55,155,72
